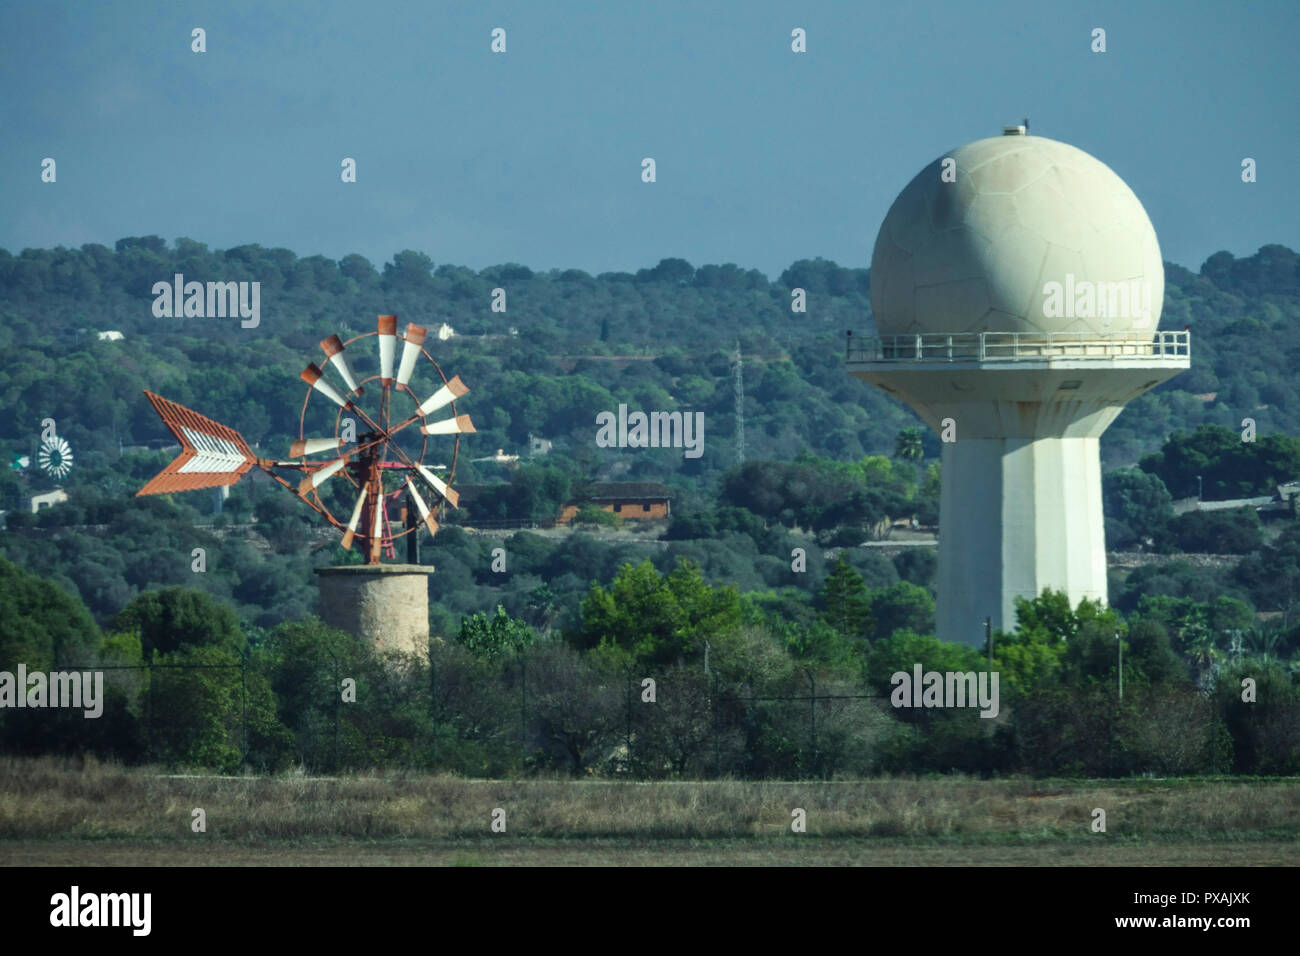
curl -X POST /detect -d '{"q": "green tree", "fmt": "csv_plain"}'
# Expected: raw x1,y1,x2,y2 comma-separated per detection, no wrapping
523,583,560,636
1164,508,1263,554
113,587,241,658
263,617,388,771
1124,619,1187,685
457,606,535,660
576,558,741,666
1060,620,1125,687
989,626,1064,696
865,629,983,693
893,427,925,475
1140,424,1300,499
149,644,289,772
1013,590,1079,643
1001,591,1127,691
382,249,436,290
0,557,100,668
866,581,935,639
1212,659,1300,774
525,642,622,775
1103,467,1174,546
572,503,620,527
817,554,870,638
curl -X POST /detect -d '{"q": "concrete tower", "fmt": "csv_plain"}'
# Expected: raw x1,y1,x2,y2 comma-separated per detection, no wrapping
848,127,1189,645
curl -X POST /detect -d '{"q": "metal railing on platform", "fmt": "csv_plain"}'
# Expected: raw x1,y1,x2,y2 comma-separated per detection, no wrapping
845,330,1190,363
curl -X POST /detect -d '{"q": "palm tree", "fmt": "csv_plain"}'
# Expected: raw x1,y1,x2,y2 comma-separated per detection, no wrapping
893,427,927,519
1185,627,1219,691
894,427,925,464
524,583,560,638
1246,626,1281,663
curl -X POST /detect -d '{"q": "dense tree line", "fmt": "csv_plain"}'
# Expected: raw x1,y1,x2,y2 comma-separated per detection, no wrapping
4,430,1300,657
3,240,1300,511
3,558,1297,777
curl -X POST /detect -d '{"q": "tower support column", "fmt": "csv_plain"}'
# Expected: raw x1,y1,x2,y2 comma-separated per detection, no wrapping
937,435,1105,643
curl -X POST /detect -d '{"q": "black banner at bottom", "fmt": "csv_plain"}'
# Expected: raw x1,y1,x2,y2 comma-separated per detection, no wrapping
0,864,1283,942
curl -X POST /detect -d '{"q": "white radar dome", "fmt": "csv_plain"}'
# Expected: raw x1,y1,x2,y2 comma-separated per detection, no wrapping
870,131,1163,338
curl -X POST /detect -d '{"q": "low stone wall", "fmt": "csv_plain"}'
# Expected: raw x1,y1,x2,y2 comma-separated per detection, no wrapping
1107,551,1238,569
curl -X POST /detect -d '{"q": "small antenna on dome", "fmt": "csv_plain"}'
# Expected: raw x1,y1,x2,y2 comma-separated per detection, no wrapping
1023,117,1029,134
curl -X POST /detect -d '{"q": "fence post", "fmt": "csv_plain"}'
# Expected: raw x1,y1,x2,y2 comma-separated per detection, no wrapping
334,653,340,772
241,648,248,767
145,660,153,765
712,671,721,778
625,666,633,774
429,654,438,768
519,653,527,760
808,670,817,778
321,644,340,773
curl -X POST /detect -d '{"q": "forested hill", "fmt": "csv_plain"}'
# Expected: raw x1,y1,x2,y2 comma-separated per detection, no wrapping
2,239,1299,495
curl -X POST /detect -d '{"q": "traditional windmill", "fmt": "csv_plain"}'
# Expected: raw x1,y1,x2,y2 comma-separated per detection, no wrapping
136,315,474,653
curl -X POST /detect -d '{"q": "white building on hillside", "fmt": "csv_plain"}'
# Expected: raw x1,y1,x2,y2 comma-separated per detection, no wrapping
30,489,69,513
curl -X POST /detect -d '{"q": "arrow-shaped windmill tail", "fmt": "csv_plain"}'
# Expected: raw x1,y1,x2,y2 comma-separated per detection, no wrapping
135,391,258,495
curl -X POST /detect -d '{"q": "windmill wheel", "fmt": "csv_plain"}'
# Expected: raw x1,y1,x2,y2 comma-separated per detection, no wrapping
292,315,475,563
38,435,74,481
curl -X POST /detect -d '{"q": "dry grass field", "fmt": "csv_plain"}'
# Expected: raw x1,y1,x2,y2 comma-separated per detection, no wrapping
1,756,1296,865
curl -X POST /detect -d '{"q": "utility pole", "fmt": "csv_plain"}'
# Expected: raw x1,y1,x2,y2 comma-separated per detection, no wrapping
732,341,745,466
1116,631,1123,703
986,617,993,669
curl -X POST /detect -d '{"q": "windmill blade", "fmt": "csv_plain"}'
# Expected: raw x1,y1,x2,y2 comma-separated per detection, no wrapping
396,323,427,387
301,363,352,409
416,463,459,508
372,483,385,541
136,391,257,496
367,470,386,563
421,414,475,436
296,456,348,496
405,478,439,536
340,484,368,550
320,335,364,396
291,437,344,457
377,315,397,383
417,375,469,416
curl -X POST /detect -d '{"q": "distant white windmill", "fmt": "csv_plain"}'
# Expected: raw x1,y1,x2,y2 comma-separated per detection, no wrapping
38,435,74,480
470,449,519,465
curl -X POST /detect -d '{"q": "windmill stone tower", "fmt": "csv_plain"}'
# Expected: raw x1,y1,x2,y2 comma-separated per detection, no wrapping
848,127,1189,644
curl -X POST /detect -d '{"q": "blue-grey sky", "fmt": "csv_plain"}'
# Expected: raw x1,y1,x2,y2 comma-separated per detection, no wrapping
2,0,1296,278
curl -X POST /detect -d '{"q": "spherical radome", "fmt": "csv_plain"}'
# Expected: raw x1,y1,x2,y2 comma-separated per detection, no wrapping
870,135,1163,338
